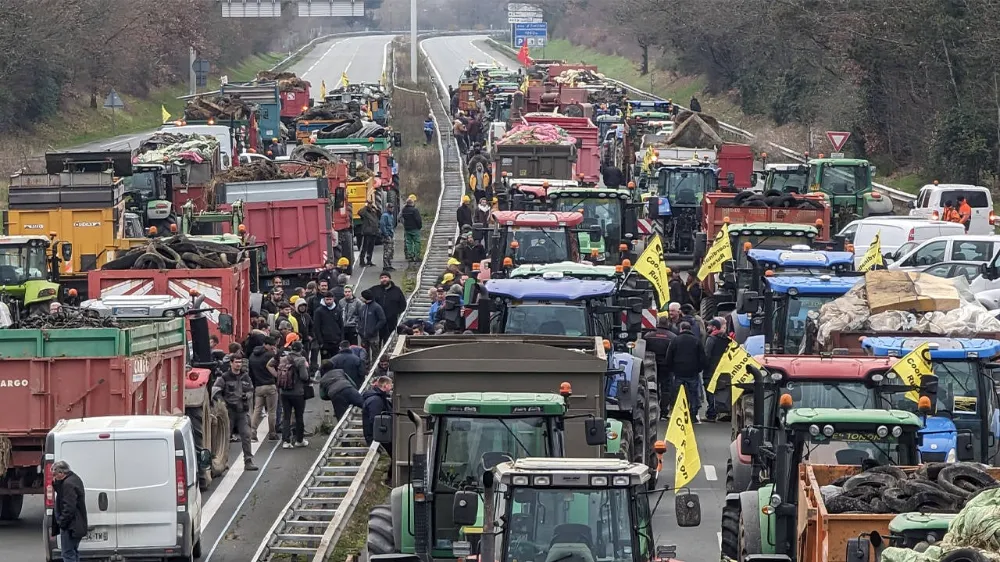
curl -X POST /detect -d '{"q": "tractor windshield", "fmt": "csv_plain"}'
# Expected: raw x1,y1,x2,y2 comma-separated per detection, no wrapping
508,227,571,263
763,382,876,424
436,416,550,491
551,196,622,236
503,303,590,336
658,169,711,205
799,429,916,465
777,294,841,353
502,487,637,562
0,244,48,285
768,170,808,194
819,165,869,196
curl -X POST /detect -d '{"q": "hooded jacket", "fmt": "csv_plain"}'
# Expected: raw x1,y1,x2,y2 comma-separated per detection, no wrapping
330,348,365,388
358,300,387,340
358,205,380,236
277,350,311,397
319,368,364,409
400,203,423,231
362,387,392,445
369,283,407,326
312,303,345,346
664,330,706,379
339,296,361,328
248,346,276,387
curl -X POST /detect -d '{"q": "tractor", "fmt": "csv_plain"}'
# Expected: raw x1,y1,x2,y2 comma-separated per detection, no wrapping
476,211,600,280
546,184,641,264
0,234,73,326
805,157,894,232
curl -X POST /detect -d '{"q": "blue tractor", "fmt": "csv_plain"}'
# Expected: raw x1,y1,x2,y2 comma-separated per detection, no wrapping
861,336,1000,464
478,275,660,477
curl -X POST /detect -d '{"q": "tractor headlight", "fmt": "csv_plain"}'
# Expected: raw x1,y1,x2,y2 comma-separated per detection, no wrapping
876,425,889,438
612,476,630,486
769,494,781,508
946,448,957,463
808,424,820,436
590,476,608,487
38,288,56,298
891,426,902,438
822,425,835,437
512,476,529,486
533,476,551,486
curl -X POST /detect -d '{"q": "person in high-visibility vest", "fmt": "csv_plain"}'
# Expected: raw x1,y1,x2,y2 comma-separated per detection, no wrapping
942,200,962,223
468,162,491,202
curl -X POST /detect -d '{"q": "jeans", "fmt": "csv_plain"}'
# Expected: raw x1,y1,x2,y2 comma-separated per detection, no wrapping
228,405,253,460
424,130,433,143
673,377,701,422
701,374,717,419
657,364,673,415
281,394,306,444
251,385,278,436
60,529,81,562
343,327,359,346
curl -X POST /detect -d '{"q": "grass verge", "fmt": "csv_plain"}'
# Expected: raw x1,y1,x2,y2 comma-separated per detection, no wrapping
327,455,390,561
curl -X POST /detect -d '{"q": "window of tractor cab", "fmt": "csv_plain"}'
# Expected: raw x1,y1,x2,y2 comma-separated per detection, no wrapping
819,165,869,195
761,381,876,423
771,170,808,194
0,243,47,283
503,303,590,336
435,417,550,491
657,169,711,204
775,294,845,353
799,430,915,465
508,227,572,263
551,197,622,232
502,487,634,562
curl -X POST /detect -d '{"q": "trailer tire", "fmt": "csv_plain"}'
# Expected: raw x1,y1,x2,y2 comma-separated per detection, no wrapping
0,495,23,520
733,191,756,205
938,464,999,498
940,548,990,562
720,502,740,560
208,400,231,477
367,504,396,555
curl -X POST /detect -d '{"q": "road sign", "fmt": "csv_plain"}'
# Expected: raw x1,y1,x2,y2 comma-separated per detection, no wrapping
513,22,547,47
192,58,210,73
103,89,124,109
826,131,851,152
509,15,544,23
196,73,208,87
507,3,541,12
830,152,845,159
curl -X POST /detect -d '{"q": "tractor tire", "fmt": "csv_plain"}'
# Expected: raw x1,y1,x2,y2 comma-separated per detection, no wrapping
618,421,635,463
940,548,990,562
739,497,763,558
208,399,231,478
726,459,736,494
700,295,718,321
638,371,659,488
0,495,23,521
720,503,740,560
367,504,396,556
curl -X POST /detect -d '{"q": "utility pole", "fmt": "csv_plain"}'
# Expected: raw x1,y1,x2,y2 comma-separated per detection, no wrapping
410,0,417,82
189,47,197,96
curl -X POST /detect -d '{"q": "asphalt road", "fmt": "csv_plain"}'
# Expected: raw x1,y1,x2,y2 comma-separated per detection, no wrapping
69,35,393,153
0,35,393,562
421,34,727,562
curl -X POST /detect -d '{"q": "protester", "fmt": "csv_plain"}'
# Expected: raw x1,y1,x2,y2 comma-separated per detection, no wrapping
669,270,691,307
363,376,394,484
339,286,362,345
423,113,436,144
957,195,973,231
358,201,380,266
261,287,282,315
663,322,706,423
644,315,676,419
274,341,311,448
277,301,298,333
379,203,396,271
703,317,730,423
293,299,312,347
457,195,473,234
331,273,349,302
373,355,392,379
318,361,364,421
212,353,259,469
369,272,407,342
454,232,486,272
318,259,337,287
312,292,344,361
358,289,387,359
249,336,280,441
330,340,365,388
51,460,87,562
400,195,423,263
309,279,330,314
682,303,706,343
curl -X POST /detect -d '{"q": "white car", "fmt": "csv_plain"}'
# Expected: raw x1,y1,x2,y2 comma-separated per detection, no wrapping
887,234,1000,271
837,217,965,269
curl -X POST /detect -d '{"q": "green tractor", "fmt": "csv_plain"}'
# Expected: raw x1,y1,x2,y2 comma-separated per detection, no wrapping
445,458,702,562
0,234,73,326
546,185,641,264
366,392,619,561
805,158,893,232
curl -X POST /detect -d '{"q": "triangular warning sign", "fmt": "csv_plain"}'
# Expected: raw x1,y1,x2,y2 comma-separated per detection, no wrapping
103,89,124,109
826,131,851,152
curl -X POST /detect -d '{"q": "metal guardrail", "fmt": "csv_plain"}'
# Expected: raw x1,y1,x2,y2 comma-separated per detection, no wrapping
482,37,917,205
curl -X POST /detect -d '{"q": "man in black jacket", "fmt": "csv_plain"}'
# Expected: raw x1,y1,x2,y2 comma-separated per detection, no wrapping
318,362,364,421
212,354,259,470
456,195,473,235
400,196,423,263
363,376,394,484
703,318,730,422
330,340,365,388
369,272,407,342
644,316,676,419
312,292,345,361
454,233,487,272
249,336,279,441
51,460,87,562
358,201,380,266
664,322,706,424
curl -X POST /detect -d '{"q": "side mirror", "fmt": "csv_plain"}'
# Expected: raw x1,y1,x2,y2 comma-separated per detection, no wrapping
218,313,234,335
588,225,602,243
349,160,359,176
482,451,513,470
646,198,660,219
452,490,479,526
919,374,939,414
674,490,701,527
197,448,213,470
736,290,760,315
956,430,974,462
907,200,915,209
981,262,1000,281
740,426,762,456
585,418,608,446
845,537,871,562
61,243,73,261
372,413,393,443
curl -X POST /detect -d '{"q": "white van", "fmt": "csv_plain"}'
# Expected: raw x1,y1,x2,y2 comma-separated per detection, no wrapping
158,124,234,170
887,234,1000,271
837,217,965,268
44,416,206,561
909,183,995,234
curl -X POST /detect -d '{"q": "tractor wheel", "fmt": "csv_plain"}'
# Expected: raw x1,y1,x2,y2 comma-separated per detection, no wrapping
0,495,24,520
617,421,635,463
701,295,718,320
720,502,740,560
739,494,763,558
726,458,736,494
367,504,396,556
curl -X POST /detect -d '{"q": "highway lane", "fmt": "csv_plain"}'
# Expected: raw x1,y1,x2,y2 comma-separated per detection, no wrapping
0,35,393,562
70,35,393,153
422,35,726,562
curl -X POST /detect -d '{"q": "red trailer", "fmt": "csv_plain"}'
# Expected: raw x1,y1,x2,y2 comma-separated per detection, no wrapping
523,114,601,184
280,84,311,120
715,143,755,191
86,262,251,348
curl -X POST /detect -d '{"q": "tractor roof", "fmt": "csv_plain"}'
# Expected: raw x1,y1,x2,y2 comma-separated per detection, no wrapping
485,278,617,300
492,210,584,227
785,407,922,427
765,275,861,295
748,248,854,269
496,457,651,486
546,186,632,198
729,223,820,236
510,261,619,280
862,337,1000,360
807,158,870,166
0,235,49,245
757,355,896,381
424,392,566,416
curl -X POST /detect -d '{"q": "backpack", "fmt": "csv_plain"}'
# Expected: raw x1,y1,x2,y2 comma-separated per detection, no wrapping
276,355,296,390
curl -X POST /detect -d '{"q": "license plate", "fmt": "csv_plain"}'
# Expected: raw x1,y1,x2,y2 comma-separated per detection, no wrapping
81,528,109,542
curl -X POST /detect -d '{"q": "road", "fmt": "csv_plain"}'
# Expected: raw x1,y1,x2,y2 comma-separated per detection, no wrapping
421,34,726,562
0,34,393,562
70,34,393,153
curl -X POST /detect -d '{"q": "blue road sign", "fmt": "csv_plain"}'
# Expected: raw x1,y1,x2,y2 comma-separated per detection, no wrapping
513,22,547,48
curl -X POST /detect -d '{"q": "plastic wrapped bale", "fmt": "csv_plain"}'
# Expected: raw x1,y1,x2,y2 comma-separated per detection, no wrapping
813,281,870,346
496,123,576,146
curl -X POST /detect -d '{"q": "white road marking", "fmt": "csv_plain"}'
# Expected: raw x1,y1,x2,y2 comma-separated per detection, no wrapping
200,417,271,531
704,464,718,481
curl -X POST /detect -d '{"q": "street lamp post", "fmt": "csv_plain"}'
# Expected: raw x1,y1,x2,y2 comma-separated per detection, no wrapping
410,0,417,82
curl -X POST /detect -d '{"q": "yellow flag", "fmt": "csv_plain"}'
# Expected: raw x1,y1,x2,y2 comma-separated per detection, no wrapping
859,230,883,272
642,146,656,170
520,76,528,94
161,105,171,123
633,235,671,307
665,386,702,489
708,340,765,405
891,342,933,402
478,74,485,90
697,223,733,280
341,72,349,87
320,80,327,98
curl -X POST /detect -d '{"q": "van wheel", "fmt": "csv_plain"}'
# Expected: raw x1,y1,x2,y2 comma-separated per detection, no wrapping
0,495,23,520
193,539,202,559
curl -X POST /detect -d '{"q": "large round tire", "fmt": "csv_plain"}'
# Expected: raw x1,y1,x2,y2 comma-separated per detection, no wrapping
726,459,736,494
367,504,396,555
0,495,24,520
701,295,718,320
720,503,740,560
939,549,990,562
208,400,231,477
739,492,763,558
617,421,635,463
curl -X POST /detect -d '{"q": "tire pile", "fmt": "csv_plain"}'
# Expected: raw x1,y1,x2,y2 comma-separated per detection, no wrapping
101,236,246,271
20,309,122,329
183,95,253,121
714,189,826,210
824,463,999,514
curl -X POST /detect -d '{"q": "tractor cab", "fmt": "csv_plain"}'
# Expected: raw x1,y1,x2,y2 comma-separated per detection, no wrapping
0,234,72,325
546,185,639,264
510,261,620,280
480,211,597,279
645,164,717,256
861,336,1000,464
764,163,809,194
125,163,178,235
807,157,892,231
500,179,576,211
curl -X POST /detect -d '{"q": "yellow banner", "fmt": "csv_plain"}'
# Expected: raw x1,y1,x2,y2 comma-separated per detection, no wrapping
161,105,171,123
341,72,349,88
891,342,933,402
666,386,702,489
696,223,733,280
858,230,883,272
634,235,671,307
320,80,327,98
707,340,764,405
520,76,528,94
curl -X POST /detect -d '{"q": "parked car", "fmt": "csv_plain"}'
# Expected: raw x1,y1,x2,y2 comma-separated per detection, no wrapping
909,183,996,234
918,261,983,282
837,217,965,268
887,234,1000,271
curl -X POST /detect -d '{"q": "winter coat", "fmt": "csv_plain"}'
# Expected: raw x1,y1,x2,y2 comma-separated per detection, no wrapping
319,368,364,410
313,304,345,347
704,332,731,382
455,242,486,271
643,328,676,370
358,301,387,340
359,205,380,236
379,211,395,239
369,283,407,326
248,346,277,387
293,310,312,342
330,348,366,388
362,387,393,445
423,118,435,133
339,296,361,328
400,204,423,232
53,471,88,540
212,366,254,411
457,204,473,230
663,331,706,379
277,351,311,397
